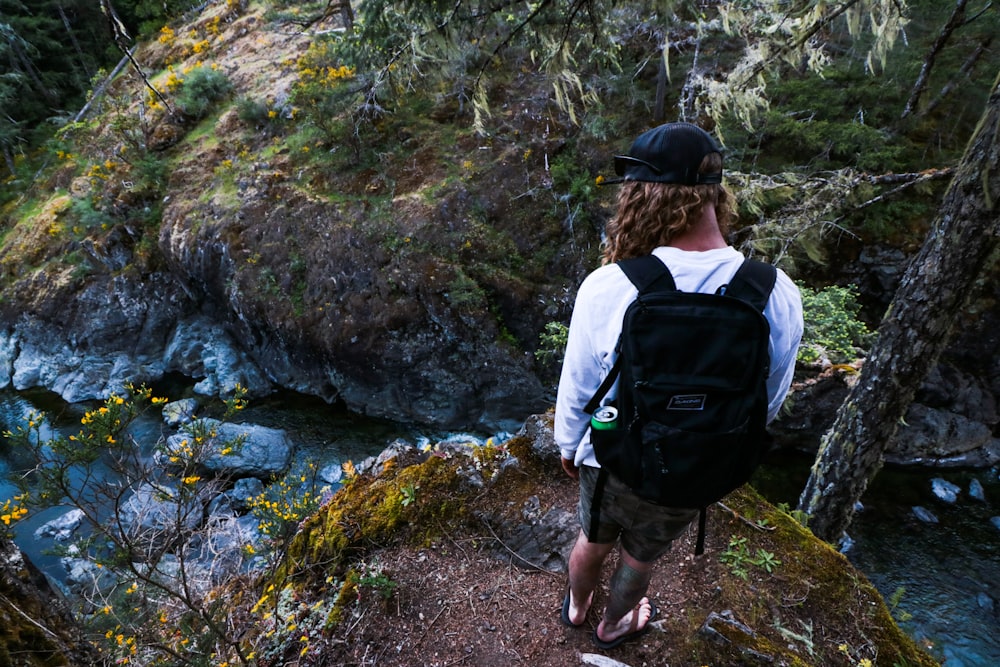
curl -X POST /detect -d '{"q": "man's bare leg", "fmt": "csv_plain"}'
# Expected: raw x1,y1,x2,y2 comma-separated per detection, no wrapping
565,530,614,625
595,549,655,644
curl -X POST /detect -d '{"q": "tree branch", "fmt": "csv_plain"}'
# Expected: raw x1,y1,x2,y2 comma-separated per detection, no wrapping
853,168,955,210
919,36,992,119
900,0,969,120
731,0,863,92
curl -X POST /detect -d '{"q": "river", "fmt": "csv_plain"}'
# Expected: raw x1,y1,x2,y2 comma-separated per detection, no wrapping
1,388,997,665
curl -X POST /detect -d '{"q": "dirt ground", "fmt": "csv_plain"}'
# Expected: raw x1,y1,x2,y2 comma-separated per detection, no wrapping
321,471,729,667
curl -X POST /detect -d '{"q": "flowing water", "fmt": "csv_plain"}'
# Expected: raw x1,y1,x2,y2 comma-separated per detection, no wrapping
0,387,431,586
2,388,998,664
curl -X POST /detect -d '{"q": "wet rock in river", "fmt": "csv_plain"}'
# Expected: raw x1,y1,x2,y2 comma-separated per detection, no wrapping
931,478,961,503
34,509,84,542
163,418,293,478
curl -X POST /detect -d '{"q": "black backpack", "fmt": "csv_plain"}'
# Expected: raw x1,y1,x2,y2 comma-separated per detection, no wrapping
584,255,776,553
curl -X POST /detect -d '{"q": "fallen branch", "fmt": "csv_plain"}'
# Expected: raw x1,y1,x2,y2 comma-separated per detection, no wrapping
855,168,955,211
716,502,776,532
0,592,63,641
73,50,131,123
901,0,970,120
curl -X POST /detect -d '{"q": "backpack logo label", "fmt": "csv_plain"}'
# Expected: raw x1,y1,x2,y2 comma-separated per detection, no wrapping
667,394,707,410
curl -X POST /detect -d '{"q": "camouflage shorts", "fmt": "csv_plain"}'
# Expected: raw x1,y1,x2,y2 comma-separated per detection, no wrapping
578,465,699,563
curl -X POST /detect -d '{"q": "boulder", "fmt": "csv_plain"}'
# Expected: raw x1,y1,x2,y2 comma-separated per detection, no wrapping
888,404,1000,467
34,509,84,542
163,418,293,478
931,478,961,503
163,397,200,427
118,481,204,553
163,316,272,398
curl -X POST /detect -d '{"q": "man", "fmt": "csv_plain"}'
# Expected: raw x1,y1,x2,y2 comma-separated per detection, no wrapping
554,122,803,648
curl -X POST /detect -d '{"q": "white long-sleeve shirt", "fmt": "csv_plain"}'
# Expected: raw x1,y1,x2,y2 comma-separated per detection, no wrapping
554,246,803,467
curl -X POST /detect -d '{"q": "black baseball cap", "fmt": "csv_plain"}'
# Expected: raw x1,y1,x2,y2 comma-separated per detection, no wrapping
609,122,723,185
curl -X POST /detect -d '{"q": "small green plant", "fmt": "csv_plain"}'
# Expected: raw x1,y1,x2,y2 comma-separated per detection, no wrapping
446,270,486,310
69,195,114,231
236,95,287,131
236,96,271,125
775,618,815,658
550,152,599,204
400,484,418,507
776,502,811,527
358,562,398,600
719,535,783,579
888,586,913,622
720,536,752,579
797,283,873,364
755,548,782,573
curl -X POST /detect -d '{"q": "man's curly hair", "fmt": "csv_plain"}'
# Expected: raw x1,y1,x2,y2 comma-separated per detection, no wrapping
601,153,736,264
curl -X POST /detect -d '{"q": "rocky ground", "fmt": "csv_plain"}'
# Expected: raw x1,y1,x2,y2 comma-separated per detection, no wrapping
323,473,725,667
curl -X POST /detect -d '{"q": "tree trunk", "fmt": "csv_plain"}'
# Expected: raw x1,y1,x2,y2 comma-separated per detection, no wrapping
798,68,1000,544
339,0,355,29
57,2,94,91
654,51,667,122
2,145,15,177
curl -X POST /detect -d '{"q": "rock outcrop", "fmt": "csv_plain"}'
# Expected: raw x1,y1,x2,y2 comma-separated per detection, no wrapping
0,537,98,666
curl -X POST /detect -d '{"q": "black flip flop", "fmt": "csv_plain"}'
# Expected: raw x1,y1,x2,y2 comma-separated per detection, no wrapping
560,588,586,628
592,601,659,649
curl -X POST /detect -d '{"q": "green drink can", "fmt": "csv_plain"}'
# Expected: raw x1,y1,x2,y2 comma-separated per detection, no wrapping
590,406,619,430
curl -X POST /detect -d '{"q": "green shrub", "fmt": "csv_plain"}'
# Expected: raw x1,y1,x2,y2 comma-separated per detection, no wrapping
70,195,114,230
535,321,568,364
176,66,233,120
550,152,599,204
798,283,873,364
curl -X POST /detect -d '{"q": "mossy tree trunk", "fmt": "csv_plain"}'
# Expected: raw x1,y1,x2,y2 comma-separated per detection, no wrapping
797,69,1000,544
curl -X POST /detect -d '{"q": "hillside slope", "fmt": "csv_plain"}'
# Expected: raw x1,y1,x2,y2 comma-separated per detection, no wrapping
0,0,597,430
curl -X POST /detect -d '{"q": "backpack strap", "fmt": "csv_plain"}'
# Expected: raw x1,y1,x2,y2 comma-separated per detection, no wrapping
583,256,676,414
695,507,708,555
721,259,777,312
617,255,677,295
583,357,619,415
